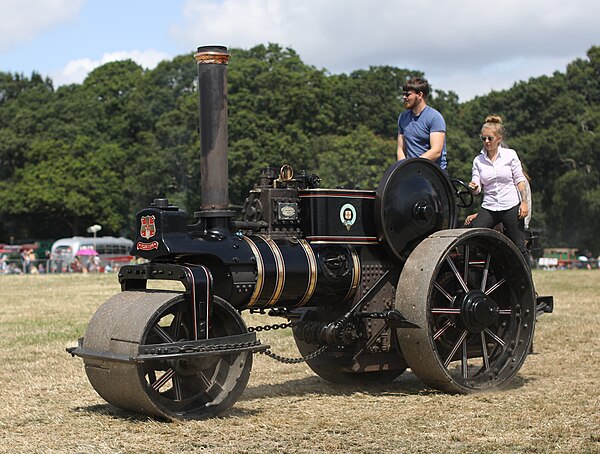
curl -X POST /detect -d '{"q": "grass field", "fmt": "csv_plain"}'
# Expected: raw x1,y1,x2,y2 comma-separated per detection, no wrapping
0,271,598,453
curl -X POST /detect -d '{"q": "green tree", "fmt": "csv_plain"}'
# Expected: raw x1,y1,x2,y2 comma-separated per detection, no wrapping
0,138,128,235
314,125,396,189
330,66,414,138
1,44,600,255
82,60,150,143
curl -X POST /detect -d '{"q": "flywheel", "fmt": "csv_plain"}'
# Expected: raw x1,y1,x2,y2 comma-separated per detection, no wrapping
375,159,457,262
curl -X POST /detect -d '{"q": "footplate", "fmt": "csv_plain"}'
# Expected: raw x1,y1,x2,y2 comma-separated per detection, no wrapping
67,332,269,363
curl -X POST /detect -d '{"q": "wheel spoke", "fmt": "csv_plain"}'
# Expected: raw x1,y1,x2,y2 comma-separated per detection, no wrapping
480,332,490,370
197,370,213,389
172,375,183,401
153,324,175,343
433,319,454,340
446,256,469,293
484,328,506,347
480,253,491,291
434,282,454,303
151,368,176,391
147,370,157,384
461,339,468,379
432,307,461,315
463,244,470,283
485,277,506,296
444,329,468,367
171,311,184,340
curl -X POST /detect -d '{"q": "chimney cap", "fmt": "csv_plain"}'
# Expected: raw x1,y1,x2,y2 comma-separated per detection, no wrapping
196,45,228,53
195,46,230,65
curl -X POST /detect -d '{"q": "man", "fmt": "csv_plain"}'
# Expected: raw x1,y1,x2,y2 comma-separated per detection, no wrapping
397,76,447,171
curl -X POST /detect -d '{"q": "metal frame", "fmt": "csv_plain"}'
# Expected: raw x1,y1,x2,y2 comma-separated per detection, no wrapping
119,262,213,340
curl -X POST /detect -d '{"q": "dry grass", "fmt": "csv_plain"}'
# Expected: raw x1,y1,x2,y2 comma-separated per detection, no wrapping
0,271,598,453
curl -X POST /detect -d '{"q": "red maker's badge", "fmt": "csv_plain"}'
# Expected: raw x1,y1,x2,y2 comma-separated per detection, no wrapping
140,215,156,240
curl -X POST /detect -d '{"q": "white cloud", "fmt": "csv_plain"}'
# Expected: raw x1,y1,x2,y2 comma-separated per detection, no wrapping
0,0,84,52
6,0,597,100
173,0,600,100
51,49,171,86
427,55,576,101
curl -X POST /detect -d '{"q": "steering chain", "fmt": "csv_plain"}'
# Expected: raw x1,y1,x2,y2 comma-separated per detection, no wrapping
248,321,328,364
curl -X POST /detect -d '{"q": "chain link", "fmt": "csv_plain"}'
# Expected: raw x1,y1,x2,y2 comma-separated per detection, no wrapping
260,344,328,364
248,321,328,364
247,322,292,332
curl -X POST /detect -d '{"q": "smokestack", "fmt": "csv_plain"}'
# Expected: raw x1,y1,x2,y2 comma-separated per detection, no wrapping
194,45,232,231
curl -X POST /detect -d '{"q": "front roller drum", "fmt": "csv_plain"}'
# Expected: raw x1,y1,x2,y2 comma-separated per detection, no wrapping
396,228,536,393
81,290,252,420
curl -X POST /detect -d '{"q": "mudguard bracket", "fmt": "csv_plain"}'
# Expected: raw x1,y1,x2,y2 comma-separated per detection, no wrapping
118,262,213,340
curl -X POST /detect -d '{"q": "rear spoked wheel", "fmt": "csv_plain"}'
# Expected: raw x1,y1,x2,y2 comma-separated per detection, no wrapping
396,228,535,393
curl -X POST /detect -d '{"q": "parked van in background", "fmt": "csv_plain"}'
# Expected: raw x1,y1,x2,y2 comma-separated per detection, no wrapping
49,236,134,272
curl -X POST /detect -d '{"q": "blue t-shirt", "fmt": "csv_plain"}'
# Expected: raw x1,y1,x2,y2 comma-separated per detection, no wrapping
398,106,447,170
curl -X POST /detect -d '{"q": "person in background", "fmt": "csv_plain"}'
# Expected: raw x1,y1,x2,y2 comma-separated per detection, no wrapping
72,256,84,273
397,76,447,171
21,249,31,273
522,169,532,230
465,115,529,262
0,254,7,274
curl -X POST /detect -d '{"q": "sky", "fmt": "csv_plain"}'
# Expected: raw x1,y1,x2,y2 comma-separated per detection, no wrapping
1,0,599,101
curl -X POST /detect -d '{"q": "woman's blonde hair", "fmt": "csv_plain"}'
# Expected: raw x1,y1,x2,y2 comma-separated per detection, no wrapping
481,115,505,137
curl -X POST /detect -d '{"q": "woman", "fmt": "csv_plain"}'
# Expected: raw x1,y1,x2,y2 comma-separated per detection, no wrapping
465,115,529,261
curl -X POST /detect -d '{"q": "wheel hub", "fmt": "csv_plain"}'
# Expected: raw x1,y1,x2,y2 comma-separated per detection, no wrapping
170,358,213,377
413,201,434,222
459,290,499,333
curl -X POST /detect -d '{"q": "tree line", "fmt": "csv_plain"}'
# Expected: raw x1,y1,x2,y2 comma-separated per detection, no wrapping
1,44,599,254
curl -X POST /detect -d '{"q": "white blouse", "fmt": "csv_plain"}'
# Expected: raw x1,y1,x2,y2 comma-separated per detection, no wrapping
471,146,526,211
